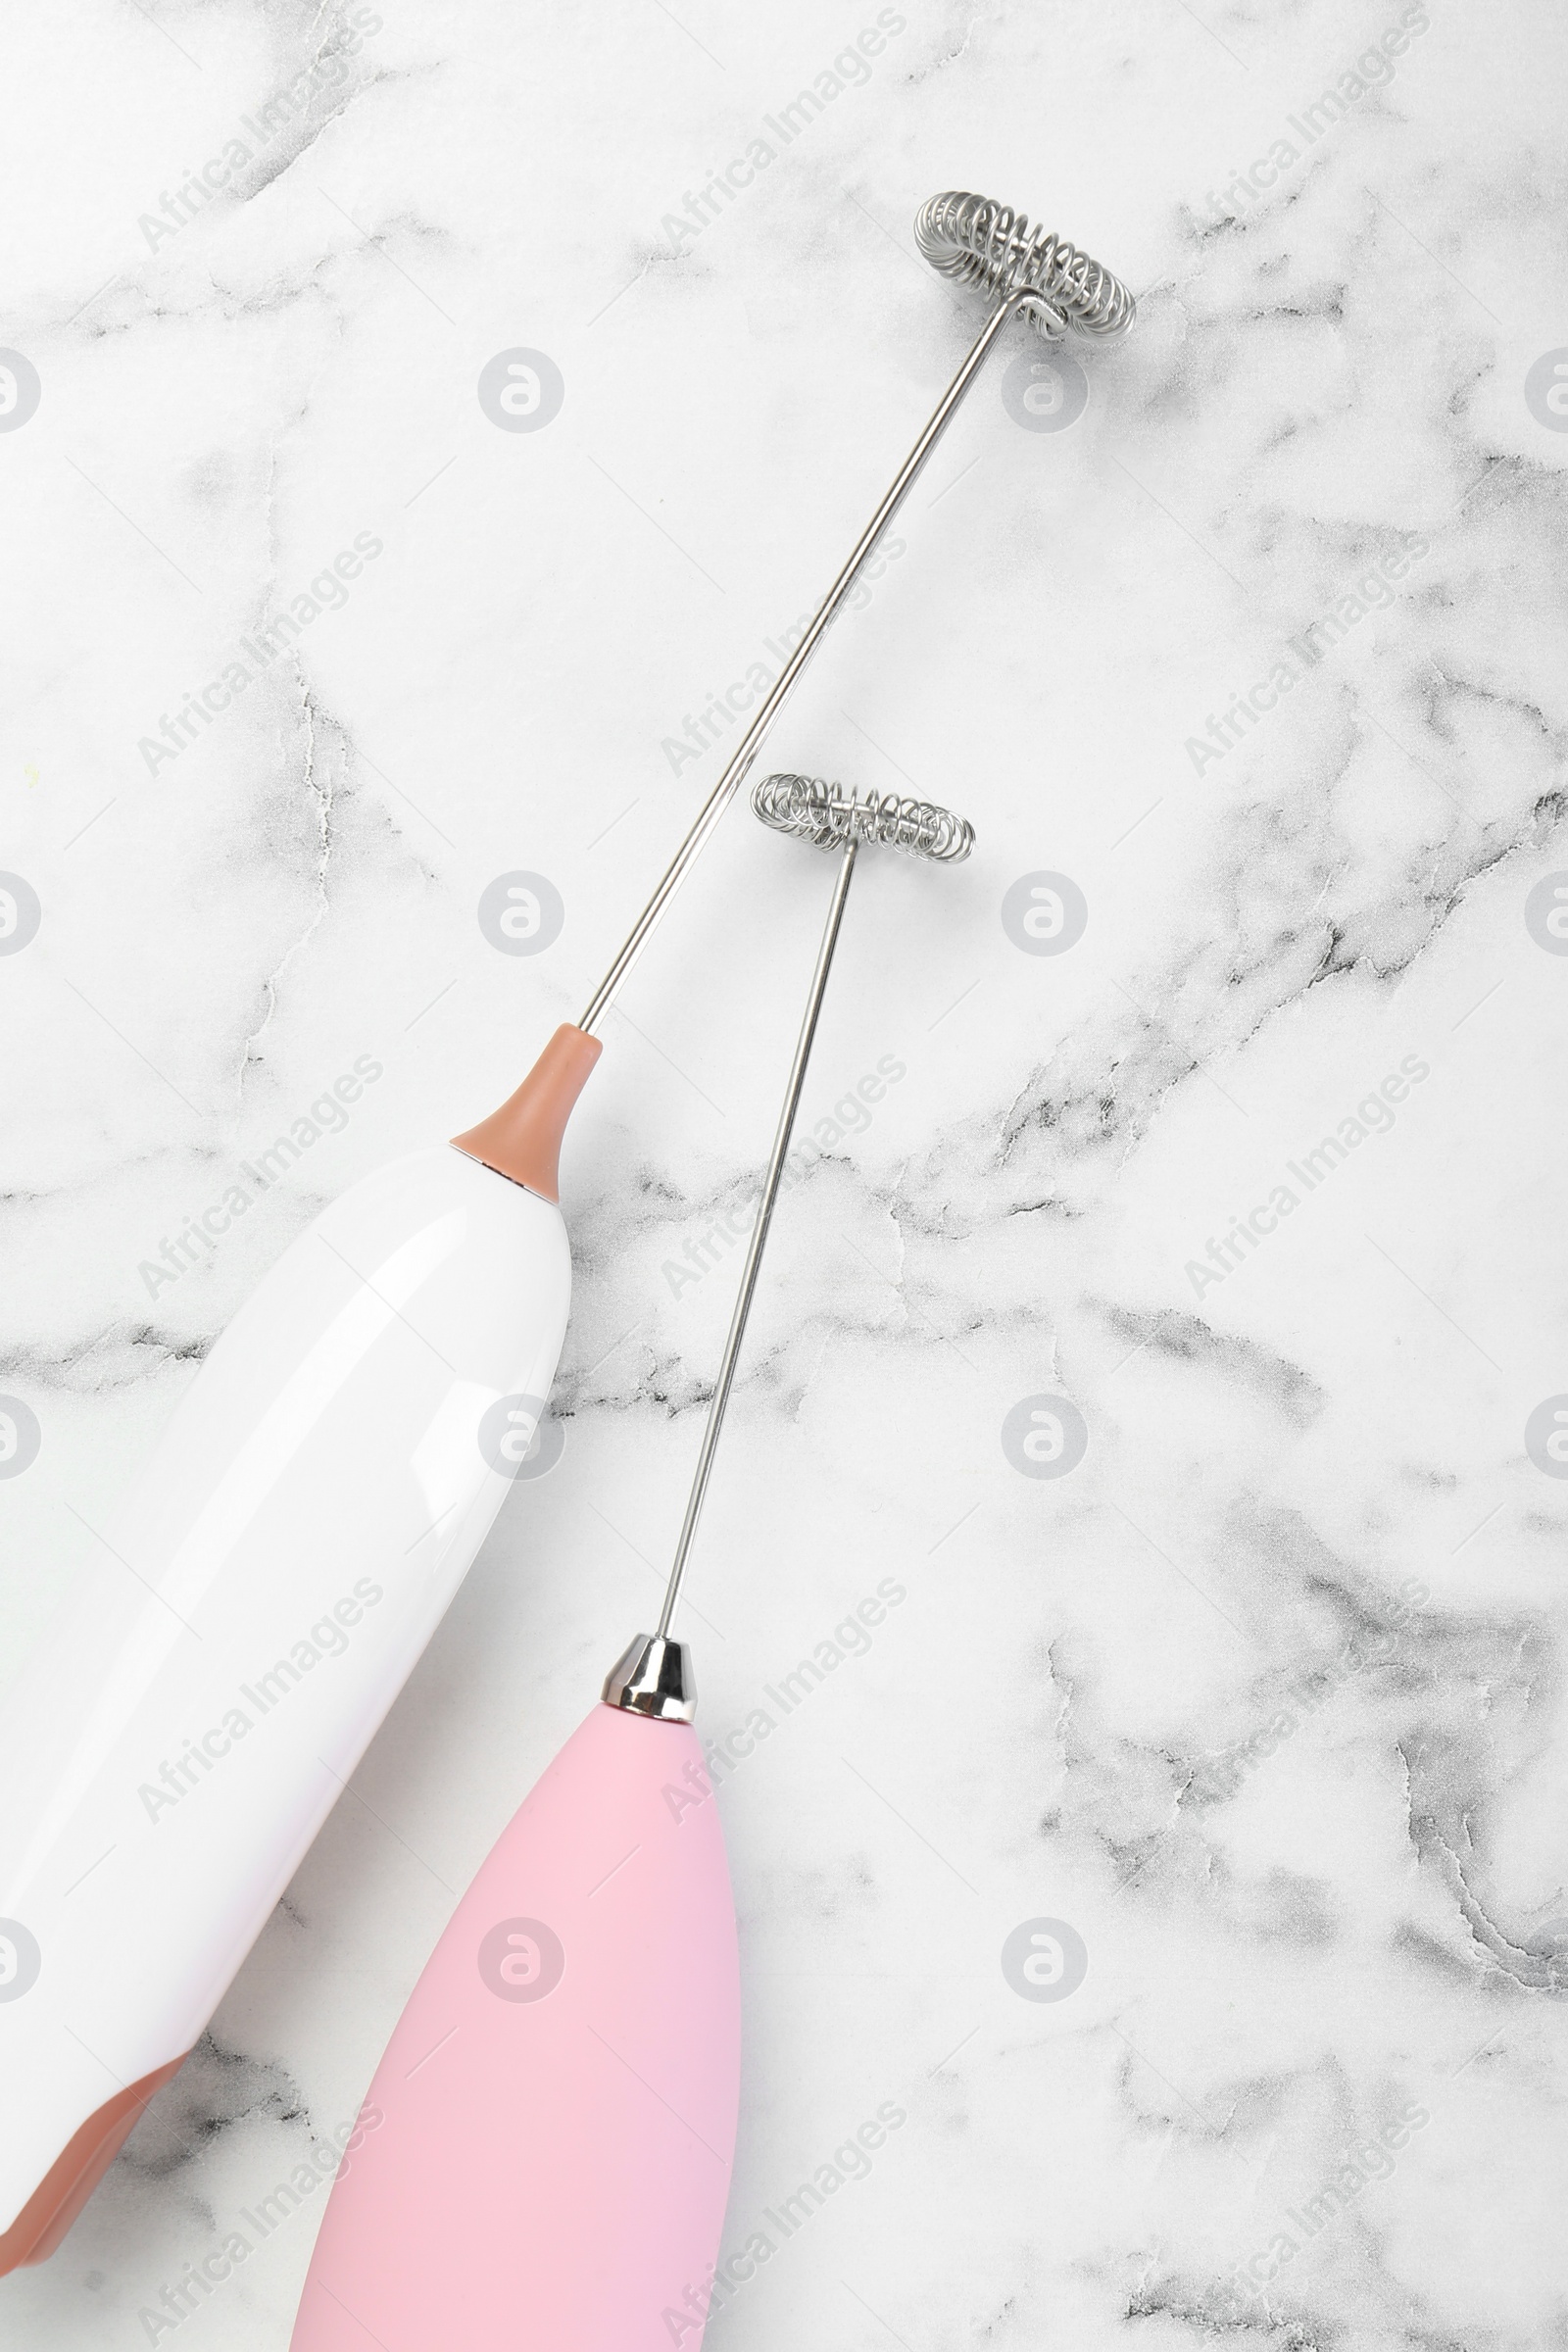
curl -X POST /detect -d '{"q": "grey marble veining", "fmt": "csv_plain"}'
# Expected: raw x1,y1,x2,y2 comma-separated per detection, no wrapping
3,0,1566,2344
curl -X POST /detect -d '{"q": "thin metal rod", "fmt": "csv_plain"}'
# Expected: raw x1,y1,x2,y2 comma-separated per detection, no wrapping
656,841,859,1638
577,295,1016,1034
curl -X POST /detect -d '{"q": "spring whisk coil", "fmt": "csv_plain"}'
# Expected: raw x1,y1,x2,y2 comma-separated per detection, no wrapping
914,189,1135,343
753,774,974,863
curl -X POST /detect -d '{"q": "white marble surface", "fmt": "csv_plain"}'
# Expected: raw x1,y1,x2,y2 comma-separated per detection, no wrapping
4,0,1568,2343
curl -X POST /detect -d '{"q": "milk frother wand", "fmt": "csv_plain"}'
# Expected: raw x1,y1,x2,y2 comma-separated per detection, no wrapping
289,774,975,2352
0,191,1133,2275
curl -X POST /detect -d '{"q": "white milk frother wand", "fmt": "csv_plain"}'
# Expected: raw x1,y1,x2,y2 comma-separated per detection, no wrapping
0,192,1134,2272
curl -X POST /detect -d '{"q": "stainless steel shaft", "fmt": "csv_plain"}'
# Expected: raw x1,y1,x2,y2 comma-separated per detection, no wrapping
603,774,974,1710
655,835,858,1639
576,301,1008,1034
576,188,1134,1036
653,773,975,1642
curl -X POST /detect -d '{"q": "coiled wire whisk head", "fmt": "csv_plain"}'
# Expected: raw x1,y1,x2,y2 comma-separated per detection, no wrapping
914,188,1135,343
753,774,974,862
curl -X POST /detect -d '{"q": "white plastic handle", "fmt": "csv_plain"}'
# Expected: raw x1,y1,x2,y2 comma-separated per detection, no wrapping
0,1146,571,2255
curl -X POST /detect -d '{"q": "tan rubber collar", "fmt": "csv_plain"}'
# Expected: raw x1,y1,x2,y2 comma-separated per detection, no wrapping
0,2053,188,2274
451,1023,603,1201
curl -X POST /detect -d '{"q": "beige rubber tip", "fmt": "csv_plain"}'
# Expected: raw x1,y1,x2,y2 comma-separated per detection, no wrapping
452,1023,603,1201
0,2053,188,2275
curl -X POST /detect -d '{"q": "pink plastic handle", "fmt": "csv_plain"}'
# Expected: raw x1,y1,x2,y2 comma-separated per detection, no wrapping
291,1703,740,2350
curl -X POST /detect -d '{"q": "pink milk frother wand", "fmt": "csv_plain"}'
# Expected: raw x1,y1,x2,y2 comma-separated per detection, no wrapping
0,191,1133,2278
289,774,975,2352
